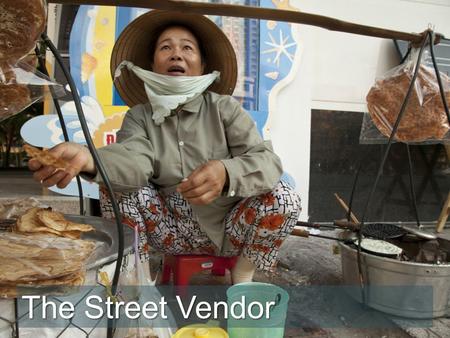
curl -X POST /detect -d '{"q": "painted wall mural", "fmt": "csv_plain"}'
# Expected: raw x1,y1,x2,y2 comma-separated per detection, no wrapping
21,0,301,199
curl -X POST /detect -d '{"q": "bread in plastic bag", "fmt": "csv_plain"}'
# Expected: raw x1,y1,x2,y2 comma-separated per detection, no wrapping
0,0,47,63
0,59,66,122
0,232,94,282
0,232,95,298
363,49,450,143
0,197,44,220
0,205,97,298
113,226,165,338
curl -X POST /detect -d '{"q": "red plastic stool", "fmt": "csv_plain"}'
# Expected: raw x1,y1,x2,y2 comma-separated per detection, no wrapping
161,254,238,285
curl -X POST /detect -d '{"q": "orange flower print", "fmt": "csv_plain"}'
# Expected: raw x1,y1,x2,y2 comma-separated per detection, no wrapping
273,239,284,248
162,207,168,216
145,219,157,232
244,208,256,224
251,244,271,253
229,236,244,249
261,193,275,206
122,217,138,229
257,214,285,238
163,234,174,247
259,214,285,231
148,204,158,214
143,243,149,253
157,195,166,207
233,203,246,223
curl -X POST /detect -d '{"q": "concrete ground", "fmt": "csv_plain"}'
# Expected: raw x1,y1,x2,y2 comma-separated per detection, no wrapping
1,170,449,338
177,234,413,338
162,229,450,338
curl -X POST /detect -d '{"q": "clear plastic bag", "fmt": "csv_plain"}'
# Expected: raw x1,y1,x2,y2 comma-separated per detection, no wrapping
361,49,450,144
0,232,96,298
0,202,98,298
0,197,45,220
113,226,165,338
0,0,47,63
100,226,176,338
0,0,58,122
0,59,66,123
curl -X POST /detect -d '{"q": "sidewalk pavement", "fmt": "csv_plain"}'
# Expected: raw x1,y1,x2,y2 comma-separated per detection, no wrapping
1,170,449,337
176,232,449,338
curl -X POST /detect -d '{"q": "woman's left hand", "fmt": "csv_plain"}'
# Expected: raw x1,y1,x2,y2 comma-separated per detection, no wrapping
177,160,227,205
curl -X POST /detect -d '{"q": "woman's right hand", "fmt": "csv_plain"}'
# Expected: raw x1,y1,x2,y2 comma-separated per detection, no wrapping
28,142,96,189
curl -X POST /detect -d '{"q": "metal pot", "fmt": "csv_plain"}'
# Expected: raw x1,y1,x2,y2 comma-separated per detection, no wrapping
339,238,450,318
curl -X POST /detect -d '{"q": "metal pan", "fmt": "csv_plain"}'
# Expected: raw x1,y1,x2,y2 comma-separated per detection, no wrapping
291,228,402,258
357,238,403,258
361,223,437,241
360,223,407,240
65,214,134,270
297,220,437,241
0,216,134,264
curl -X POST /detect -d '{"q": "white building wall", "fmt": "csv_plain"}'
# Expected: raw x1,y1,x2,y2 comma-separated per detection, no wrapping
269,0,450,220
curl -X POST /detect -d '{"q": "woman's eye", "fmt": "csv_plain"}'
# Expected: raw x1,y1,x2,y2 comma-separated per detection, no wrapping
184,45,193,51
160,45,170,50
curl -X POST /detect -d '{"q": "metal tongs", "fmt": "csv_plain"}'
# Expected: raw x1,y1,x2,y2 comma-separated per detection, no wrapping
291,220,359,242
293,219,437,241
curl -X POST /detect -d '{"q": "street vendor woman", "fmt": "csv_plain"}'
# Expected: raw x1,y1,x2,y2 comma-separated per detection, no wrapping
28,10,301,284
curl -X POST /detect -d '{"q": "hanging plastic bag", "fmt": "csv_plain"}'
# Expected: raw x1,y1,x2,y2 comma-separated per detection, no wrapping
361,49,450,144
0,231,96,298
0,197,46,220
0,0,65,122
0,59,66,123
100,225,176,338
0,0,47,64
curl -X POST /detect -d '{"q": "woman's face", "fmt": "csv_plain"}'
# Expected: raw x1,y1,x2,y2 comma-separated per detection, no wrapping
152,26,204,76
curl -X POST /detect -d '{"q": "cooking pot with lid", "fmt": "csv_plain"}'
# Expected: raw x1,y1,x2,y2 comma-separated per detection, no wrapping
339,237,450,318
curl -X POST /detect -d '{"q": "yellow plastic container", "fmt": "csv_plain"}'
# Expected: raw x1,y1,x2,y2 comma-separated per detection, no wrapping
172,326,229,338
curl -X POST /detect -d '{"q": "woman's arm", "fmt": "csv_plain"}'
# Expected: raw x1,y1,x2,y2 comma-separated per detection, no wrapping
90,105,156,192
29,105,155,192
219,97,283,197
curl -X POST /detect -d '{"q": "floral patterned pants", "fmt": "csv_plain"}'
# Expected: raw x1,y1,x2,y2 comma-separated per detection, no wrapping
100,181,301,271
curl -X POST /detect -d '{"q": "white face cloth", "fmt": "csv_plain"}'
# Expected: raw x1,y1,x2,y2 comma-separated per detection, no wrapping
115,60,220,125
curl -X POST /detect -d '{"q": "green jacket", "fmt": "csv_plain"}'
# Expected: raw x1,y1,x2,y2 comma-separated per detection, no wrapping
93,91,282,249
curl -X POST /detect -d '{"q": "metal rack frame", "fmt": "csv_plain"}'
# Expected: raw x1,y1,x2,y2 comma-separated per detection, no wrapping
40,34,124,338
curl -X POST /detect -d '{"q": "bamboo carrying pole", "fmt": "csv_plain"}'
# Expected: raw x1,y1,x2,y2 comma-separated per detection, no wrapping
47,0,448,230
436,192,450,233
48,0,443,44
334,193,360,224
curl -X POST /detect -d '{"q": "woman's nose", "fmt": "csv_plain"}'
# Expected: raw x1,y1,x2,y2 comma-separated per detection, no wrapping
170,48,182,60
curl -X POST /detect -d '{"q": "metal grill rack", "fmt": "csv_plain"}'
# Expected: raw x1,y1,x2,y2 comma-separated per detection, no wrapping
0,31,129,338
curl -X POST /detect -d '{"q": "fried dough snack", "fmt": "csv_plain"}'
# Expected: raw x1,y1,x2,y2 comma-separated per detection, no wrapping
17,207,94,239
37,209,93,233
0,83,32,121
0,0,47,62
23,144,69,170
0,207,95,297
0,271,86,298
0,232,94,283
366,64,450,142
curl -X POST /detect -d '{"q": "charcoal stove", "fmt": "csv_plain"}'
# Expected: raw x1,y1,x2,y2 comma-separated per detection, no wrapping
339,232,450,318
